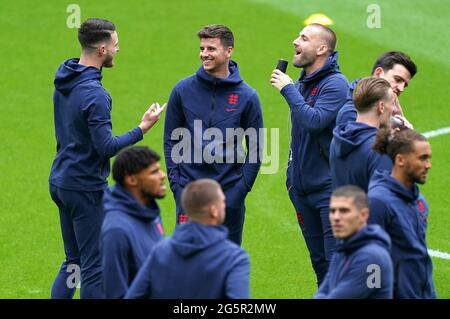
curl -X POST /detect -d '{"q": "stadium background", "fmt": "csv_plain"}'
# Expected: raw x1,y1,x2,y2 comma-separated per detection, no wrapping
0,0,449,298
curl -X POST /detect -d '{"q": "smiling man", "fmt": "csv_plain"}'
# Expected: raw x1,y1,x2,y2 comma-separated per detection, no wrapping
336,51,417,128
100,146,166,298
314,185,393,299
164,24,263,246
369,129,436,299
270,23,349,286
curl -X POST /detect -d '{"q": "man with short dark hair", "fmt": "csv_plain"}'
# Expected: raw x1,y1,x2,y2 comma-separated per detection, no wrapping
270,23,349,285
49,18,165,298
336,51,417,127
314,185,393,299
330,77,394,191
164,24,263,246
100,146,166,299
369,129,436,298
125,179,250,299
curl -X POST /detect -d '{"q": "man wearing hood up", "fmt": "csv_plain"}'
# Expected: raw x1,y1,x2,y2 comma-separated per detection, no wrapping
101,146,166,298
314,185,393,299
369,129,435,298
125,179,250,299
330,76,394,192
49,18,165,299
270,23,349,285
164,24,263,246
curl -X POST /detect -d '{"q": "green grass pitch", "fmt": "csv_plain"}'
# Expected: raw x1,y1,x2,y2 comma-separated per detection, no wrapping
0,0,448,298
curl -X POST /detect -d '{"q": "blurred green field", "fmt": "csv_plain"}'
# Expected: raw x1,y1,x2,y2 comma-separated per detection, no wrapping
0,0,448,298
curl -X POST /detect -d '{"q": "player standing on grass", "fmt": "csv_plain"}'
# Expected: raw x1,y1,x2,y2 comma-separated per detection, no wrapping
164,24,263,246
49,18,164,298
270,23,349,286
368,129,436,298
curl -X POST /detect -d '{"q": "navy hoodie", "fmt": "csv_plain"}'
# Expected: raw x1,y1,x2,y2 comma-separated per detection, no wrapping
125,222,250,299
368,170,436,299
314,225,393,299
163,61,263,194
330,121,392,192
101,184,164,299
335,78,361,126
49,58,143,191
281,52,349,194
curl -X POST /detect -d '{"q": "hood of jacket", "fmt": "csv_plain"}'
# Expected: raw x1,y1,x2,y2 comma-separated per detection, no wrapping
196,60,243,87
369,169,420,202
170,222,228,257
54,58,102,95
336,224,391,253
103,184,161,221
299,51,341,84
332,121,377,157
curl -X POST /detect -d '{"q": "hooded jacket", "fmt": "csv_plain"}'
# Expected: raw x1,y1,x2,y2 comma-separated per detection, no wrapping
125,222,250,299
314,225,393,299
49,58,143,191
335,78,361,126
163,61,263,195
280,52,349,194
368,170,435,299
101,184,164,299
330,121,392,191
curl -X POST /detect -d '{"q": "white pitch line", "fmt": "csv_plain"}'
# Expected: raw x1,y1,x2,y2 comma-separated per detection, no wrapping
428,249,450,260
422,127,450,139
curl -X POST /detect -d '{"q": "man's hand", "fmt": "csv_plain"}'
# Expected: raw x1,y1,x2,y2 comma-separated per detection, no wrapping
393,95,404,116
270,69,293,91
139,102,166,134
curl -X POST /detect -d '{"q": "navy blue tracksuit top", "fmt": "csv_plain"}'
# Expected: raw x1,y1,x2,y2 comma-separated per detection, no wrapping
315,225,393,299
163,60,263,193
125,222,250,299
335,78,361,126
49,58,143,191
101,185,164,298
280,51,349,194
330,121,392,192
368,170,436,299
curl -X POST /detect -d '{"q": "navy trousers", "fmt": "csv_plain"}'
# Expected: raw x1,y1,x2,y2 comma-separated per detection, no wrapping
49,184,104,299
175,178,249,246
288,185,336,286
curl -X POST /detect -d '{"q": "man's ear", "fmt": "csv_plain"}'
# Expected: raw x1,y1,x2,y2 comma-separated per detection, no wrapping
226,47,233,58
316,44,328,56
360,207,369,223
377,100,385,114
209,204,218,219
124,175,137,188
395,153,406,167
97,44,106,57
373,66,384,77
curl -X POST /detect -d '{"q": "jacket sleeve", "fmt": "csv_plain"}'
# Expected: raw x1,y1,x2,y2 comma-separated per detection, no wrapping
163,87,185,192
368,197,391,230
241,92,264,190
314,271,331,298
280,77,348,134
226,250,250,299
101,228,131,299
84,92,143,159
125,252,154,299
